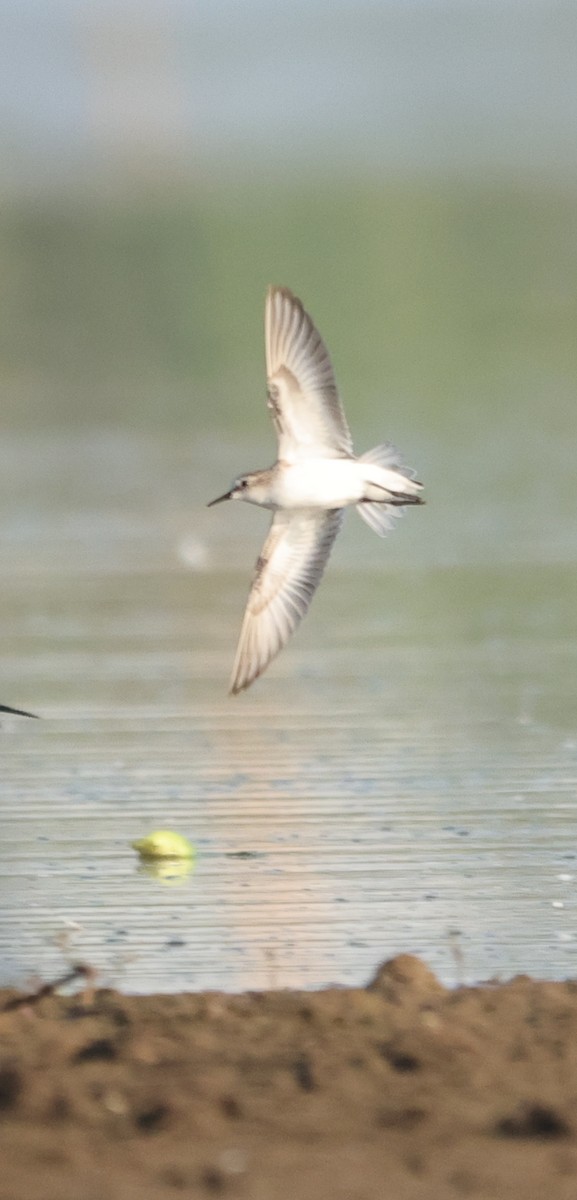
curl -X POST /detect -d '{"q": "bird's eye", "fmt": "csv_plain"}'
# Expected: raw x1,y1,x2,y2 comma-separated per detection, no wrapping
240,479,248,490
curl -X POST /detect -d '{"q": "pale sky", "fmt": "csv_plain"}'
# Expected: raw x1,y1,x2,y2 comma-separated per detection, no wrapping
0,0,575,185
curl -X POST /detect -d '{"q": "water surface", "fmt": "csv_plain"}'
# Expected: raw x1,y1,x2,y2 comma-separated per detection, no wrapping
1,432,576,993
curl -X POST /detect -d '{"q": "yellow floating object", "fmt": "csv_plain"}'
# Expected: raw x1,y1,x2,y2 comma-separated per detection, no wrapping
132,830,195,860
137,857,195,885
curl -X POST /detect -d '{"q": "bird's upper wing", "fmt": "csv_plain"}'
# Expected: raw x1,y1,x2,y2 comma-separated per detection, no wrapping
265,286,353,462
230,507,343,694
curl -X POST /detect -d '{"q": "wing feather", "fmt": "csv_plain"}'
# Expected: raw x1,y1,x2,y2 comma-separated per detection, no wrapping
230,508,343,694
265,286,353,461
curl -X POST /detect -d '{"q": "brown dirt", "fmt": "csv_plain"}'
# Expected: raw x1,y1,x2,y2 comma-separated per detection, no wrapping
1,956,577,1199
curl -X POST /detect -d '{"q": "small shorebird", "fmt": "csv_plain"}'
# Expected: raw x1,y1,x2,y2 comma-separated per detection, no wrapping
209,286,424,694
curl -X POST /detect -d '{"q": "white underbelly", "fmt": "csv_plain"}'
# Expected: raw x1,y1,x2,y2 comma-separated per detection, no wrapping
273,459,364,508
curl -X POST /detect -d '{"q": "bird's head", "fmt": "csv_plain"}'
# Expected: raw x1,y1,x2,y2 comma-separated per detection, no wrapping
208,467,275,508
206,470,251,504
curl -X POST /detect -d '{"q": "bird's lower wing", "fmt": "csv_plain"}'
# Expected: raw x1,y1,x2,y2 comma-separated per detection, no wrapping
230,508,343,694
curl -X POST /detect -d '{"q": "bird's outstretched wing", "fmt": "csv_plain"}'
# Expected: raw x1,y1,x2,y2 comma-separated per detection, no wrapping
265,286,353,462
230,508,343,694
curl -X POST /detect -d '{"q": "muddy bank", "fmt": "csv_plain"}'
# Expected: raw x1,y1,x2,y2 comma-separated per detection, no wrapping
1,955,577,1199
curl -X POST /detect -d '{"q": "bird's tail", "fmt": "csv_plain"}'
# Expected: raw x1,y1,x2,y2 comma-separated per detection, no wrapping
356,442,423,538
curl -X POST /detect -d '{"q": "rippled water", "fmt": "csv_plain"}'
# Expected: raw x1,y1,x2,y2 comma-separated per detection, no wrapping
1,432,576,992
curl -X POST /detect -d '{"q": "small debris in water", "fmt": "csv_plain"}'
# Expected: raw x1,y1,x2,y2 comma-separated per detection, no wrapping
225,850,263,860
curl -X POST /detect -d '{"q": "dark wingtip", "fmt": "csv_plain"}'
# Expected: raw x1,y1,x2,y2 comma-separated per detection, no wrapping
0,705,39,719
268,284,302,310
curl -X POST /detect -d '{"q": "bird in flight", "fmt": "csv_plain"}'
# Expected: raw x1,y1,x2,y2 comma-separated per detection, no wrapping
209,286,423,694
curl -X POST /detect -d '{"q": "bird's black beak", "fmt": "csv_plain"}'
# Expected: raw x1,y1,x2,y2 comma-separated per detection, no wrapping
207,489,233,507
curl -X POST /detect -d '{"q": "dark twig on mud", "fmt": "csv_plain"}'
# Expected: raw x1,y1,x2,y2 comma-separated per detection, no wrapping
1,963,95,1013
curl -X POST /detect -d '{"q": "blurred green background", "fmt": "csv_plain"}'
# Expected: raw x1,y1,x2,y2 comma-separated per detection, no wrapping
0,0,576,442
2,182,577,444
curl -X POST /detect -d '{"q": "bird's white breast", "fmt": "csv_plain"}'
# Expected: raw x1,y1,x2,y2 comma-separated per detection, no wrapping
271,458,365,509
